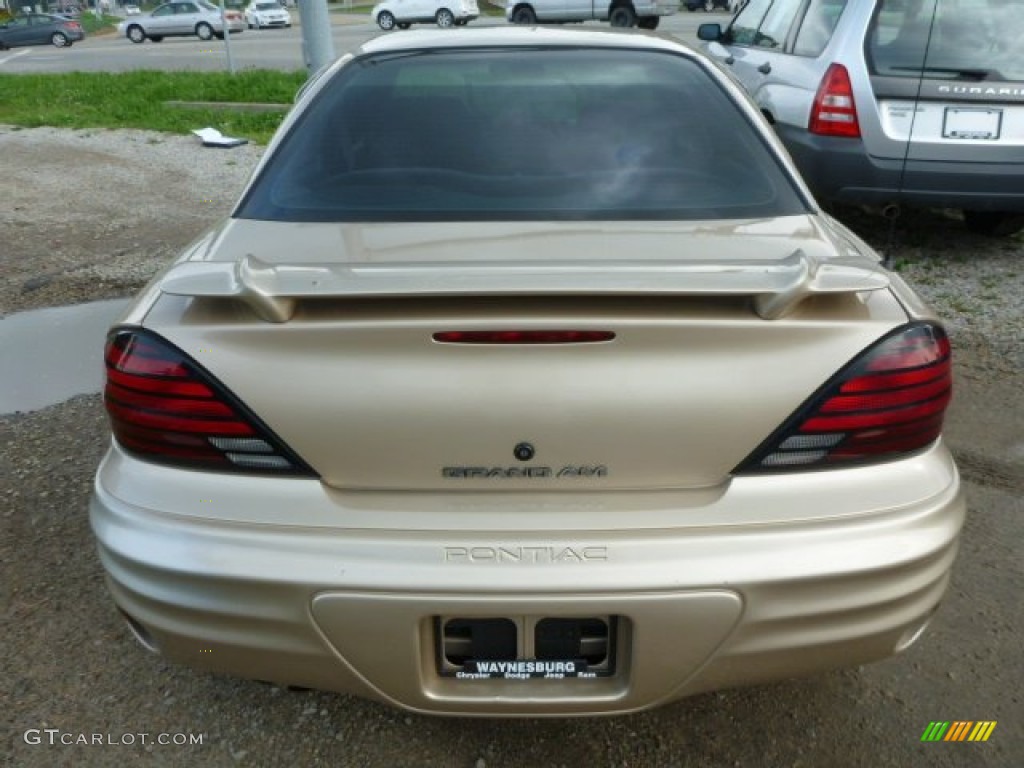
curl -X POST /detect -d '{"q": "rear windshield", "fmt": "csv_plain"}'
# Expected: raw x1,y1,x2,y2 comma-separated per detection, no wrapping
868,0,1024,81
237,48,809,222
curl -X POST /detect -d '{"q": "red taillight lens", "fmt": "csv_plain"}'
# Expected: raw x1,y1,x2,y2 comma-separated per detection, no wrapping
809,63,861,138
432,330,616,344
103,330,314,475
736,324,952,472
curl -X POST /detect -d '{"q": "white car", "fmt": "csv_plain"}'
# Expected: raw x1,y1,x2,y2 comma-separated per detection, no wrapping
118,0,245,43
508,0,676,29
372,0,478,30
244,1,291,29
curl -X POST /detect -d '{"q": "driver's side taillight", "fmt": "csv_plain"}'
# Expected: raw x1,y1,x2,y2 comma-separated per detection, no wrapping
103,329,315,475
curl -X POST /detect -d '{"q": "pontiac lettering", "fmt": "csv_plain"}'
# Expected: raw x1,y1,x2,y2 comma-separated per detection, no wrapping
443,546,609,563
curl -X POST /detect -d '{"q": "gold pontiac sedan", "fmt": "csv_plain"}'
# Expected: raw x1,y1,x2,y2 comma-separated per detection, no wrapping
90,28,964,716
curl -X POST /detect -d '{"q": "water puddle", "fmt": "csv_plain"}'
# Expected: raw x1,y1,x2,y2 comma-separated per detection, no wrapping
1,299,130,415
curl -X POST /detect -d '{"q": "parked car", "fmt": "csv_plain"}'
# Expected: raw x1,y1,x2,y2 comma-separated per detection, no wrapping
243,0,291,28
372,0,477,29
507,0,676,28
684,0,736,11
90,27,963,717
698,0,1024,236
0,13,84,48
117,0,245,43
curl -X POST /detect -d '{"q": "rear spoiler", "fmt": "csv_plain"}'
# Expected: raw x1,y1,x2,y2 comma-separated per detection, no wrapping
159,250,890,323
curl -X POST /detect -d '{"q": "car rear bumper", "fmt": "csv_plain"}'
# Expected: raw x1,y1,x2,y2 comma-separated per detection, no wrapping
90,442,964,716
777,126,1024,211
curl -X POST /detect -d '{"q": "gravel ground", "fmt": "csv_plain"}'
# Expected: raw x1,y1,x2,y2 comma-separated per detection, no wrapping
2,126,1022,767
0,126,266,316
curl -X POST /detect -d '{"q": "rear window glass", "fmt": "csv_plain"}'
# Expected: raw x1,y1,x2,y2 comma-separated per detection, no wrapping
868,0,1024,81
237,48,808,223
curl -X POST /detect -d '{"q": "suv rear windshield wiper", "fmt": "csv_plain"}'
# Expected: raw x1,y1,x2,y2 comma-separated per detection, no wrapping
890,66,997,81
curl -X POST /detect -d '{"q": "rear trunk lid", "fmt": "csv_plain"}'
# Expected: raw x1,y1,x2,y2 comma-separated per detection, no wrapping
141,217,906,491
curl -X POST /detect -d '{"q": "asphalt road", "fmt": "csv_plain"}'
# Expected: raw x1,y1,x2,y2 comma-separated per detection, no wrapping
0,11,726,73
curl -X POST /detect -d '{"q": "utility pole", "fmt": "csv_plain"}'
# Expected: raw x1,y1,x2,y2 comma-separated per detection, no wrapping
219,1,236,74
297,0,335,74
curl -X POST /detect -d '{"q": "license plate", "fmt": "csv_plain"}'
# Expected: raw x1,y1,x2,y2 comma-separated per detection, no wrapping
943,107,1002,140
458,660,597,680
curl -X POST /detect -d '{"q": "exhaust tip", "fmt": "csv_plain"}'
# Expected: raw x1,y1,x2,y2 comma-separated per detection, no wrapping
118,609,160,654
893,607,939,654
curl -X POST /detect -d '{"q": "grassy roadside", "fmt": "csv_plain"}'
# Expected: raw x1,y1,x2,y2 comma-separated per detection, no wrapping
0,70,306,144
78,13,121,35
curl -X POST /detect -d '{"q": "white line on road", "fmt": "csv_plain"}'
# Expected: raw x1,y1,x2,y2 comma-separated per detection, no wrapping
0,49,31,66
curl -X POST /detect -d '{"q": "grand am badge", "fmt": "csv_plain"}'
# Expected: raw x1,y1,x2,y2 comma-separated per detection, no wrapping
442,465,607,479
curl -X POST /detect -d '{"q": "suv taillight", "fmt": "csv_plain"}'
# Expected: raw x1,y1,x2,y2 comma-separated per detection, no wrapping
736,324,951,472
103,329,314,475
809,63,861,138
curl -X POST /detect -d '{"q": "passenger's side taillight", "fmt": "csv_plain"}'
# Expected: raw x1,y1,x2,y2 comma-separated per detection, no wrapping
809,63,861,138
736,323,951,472
103,329,315,475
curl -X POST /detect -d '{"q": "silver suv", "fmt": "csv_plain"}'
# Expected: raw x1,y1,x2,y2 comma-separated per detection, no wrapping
698,0,1024,236
506,0,677,28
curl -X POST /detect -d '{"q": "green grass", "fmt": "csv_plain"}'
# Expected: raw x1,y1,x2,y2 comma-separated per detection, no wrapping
328,2,375,14
0,70,307,144
479,1,506,16
78,12,121,34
